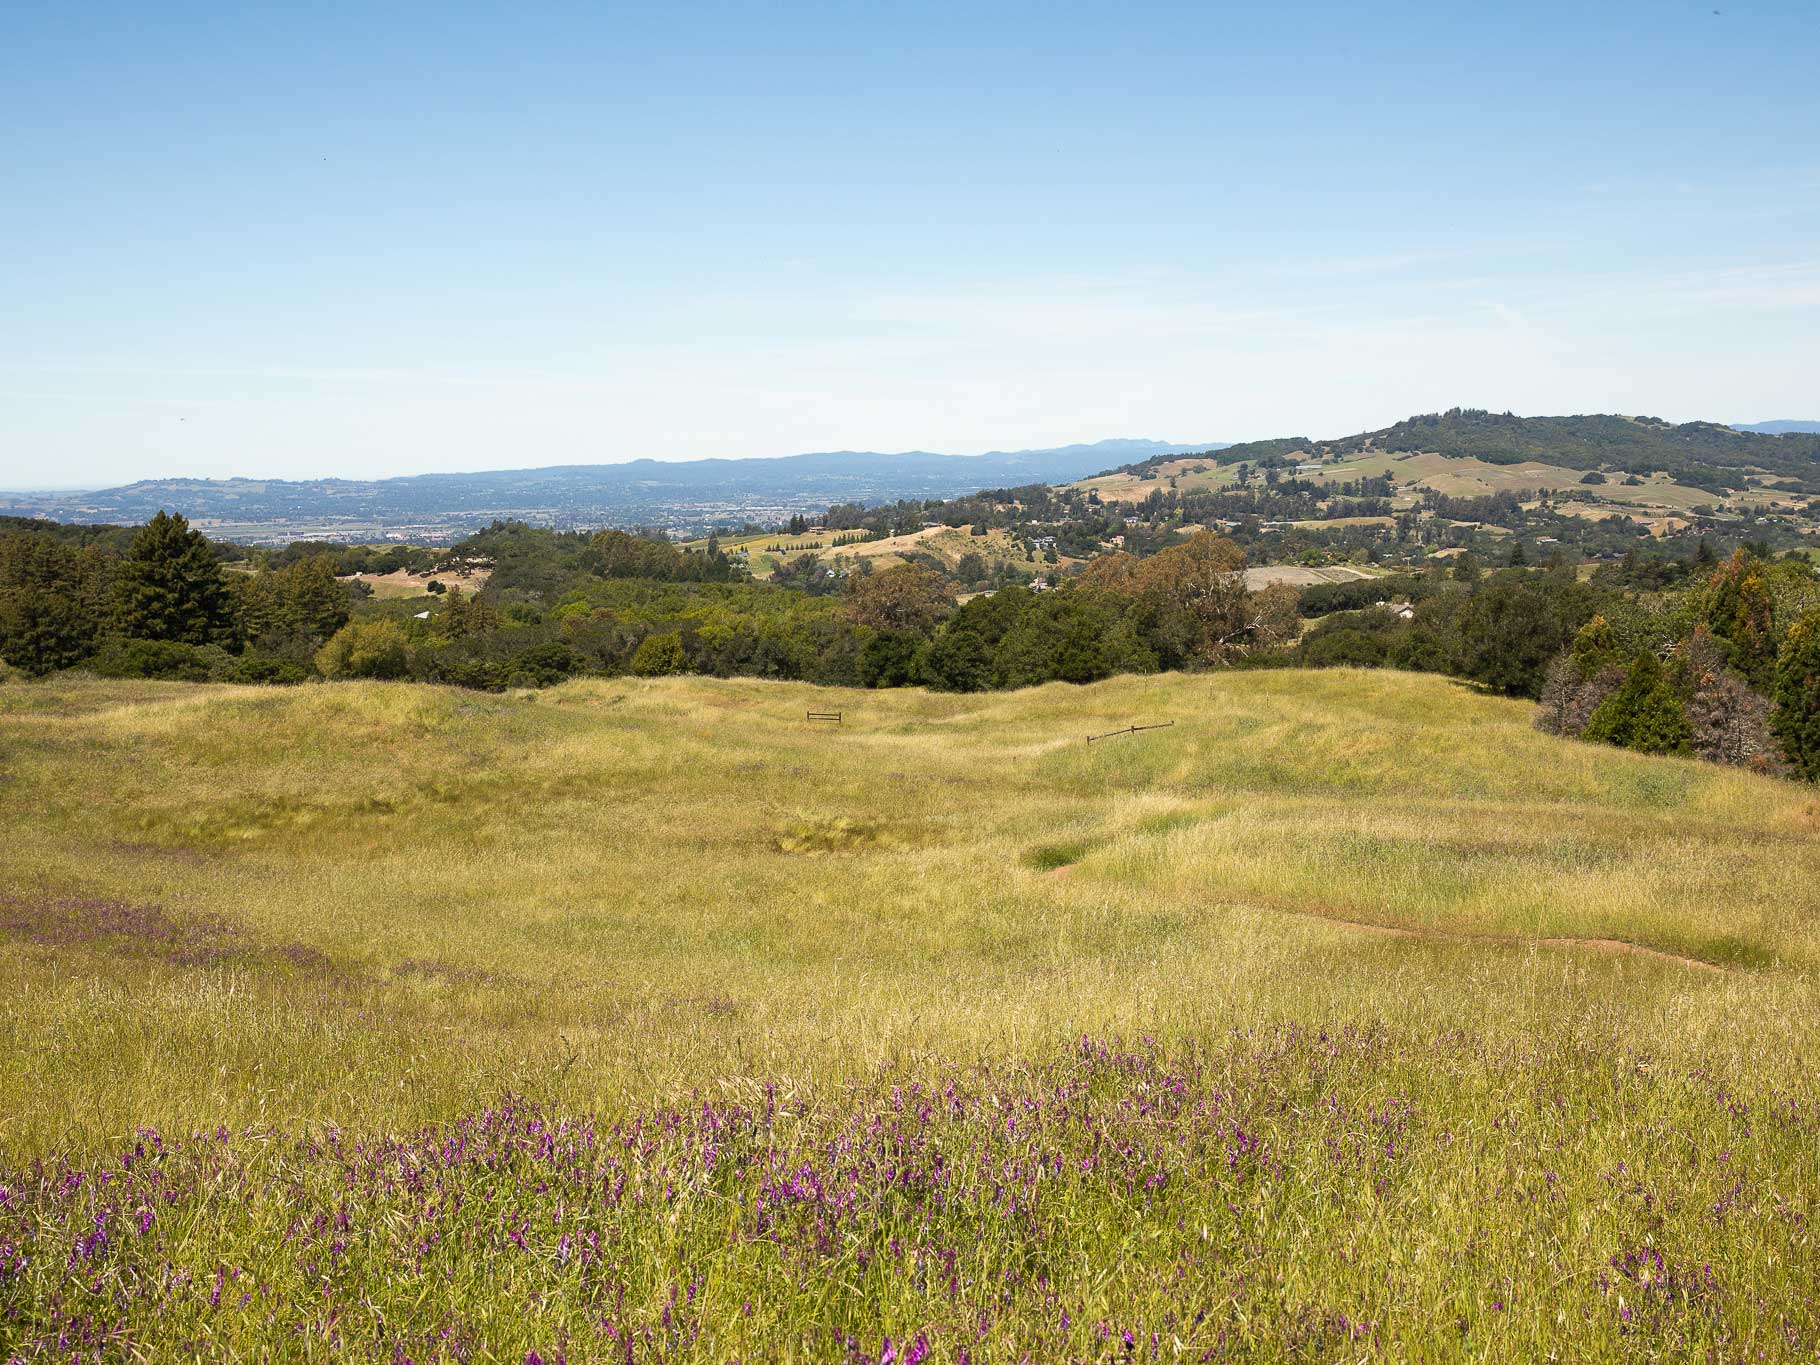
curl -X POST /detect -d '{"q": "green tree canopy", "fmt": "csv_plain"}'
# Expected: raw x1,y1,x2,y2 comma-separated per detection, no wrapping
629,631,688,676
239,553,351,647
315,618,410,680
843,564,953,636
116,512,237,646
1772,611,1820,781
1583,653,1693,756
0,534,107,674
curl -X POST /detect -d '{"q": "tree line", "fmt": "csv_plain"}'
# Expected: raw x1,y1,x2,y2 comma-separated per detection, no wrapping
1287,545,1820,779
6,512,1819,782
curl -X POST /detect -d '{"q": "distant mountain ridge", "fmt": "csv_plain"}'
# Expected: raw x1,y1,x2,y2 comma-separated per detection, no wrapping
0,438,1225,538
1732,420,1820,435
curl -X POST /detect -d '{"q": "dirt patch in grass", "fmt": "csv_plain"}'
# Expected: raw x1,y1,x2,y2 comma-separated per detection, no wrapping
1533,936,1727,973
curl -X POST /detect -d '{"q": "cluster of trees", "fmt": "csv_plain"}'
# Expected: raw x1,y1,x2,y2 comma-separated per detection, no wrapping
1175,408,1820,495
10,506,1820,785
1295,567,1602,696
237,531,1295,696
824,534,1295,691
1281,540,1820,778
1534,550,1820,777
0,512,356,682
267,540,439,576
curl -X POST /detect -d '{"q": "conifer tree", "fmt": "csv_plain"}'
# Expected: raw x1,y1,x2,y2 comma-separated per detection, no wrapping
1771,611,1820,780
1701,548,1777,686
1583,652,1693,755
115,511,237,645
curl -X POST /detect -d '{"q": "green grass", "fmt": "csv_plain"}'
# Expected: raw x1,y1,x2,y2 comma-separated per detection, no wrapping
2,668,1818,1359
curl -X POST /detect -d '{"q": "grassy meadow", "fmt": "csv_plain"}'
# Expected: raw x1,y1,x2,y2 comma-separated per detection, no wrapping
3,669,1819,1360
686,525,1035,579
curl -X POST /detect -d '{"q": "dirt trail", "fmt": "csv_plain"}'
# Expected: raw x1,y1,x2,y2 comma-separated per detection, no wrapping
1268,902,1728,974
1033,862,1727,973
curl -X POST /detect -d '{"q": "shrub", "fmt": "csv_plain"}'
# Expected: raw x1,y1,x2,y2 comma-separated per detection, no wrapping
506,642,577,687
315,619,411,680
1535,654,1624,738
410,650,506,692
629,631,687,677
226,654,310,685
1299,629,1389,669
88,637,216,682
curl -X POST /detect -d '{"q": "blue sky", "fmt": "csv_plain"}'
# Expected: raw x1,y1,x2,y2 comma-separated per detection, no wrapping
3,1,1817,485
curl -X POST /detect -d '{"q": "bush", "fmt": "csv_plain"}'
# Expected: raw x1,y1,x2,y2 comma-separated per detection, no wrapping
88,637,217,682
1299,629,1389,669
1535,654,1624,737
315,619,411,680
629,632,687,677
1687,670,1785,773
506,642,577,687
226,654,310,685
410,650,506,692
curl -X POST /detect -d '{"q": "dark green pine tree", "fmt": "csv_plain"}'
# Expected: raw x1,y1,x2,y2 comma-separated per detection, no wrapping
1771,611,1820,781
1583,652,1693,756
116,511,238,645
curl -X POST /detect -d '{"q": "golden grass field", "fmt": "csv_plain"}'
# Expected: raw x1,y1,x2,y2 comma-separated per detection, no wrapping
4,668,1816,1150
4,669,1819,1358
1071,448,1744,523
691,525,1040,579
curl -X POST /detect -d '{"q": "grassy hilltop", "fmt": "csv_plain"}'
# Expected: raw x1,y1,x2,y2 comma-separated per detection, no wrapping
3,670,1819,1360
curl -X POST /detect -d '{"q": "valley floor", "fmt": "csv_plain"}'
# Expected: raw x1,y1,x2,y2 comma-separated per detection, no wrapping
1,670,1817,1360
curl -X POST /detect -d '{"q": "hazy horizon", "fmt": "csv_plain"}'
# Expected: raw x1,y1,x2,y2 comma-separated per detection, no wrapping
5,411,1819,495
4,1,1817,487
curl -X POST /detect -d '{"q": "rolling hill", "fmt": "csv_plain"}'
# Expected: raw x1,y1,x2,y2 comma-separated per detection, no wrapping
3,668,1817,1359
1114,410,1820,496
